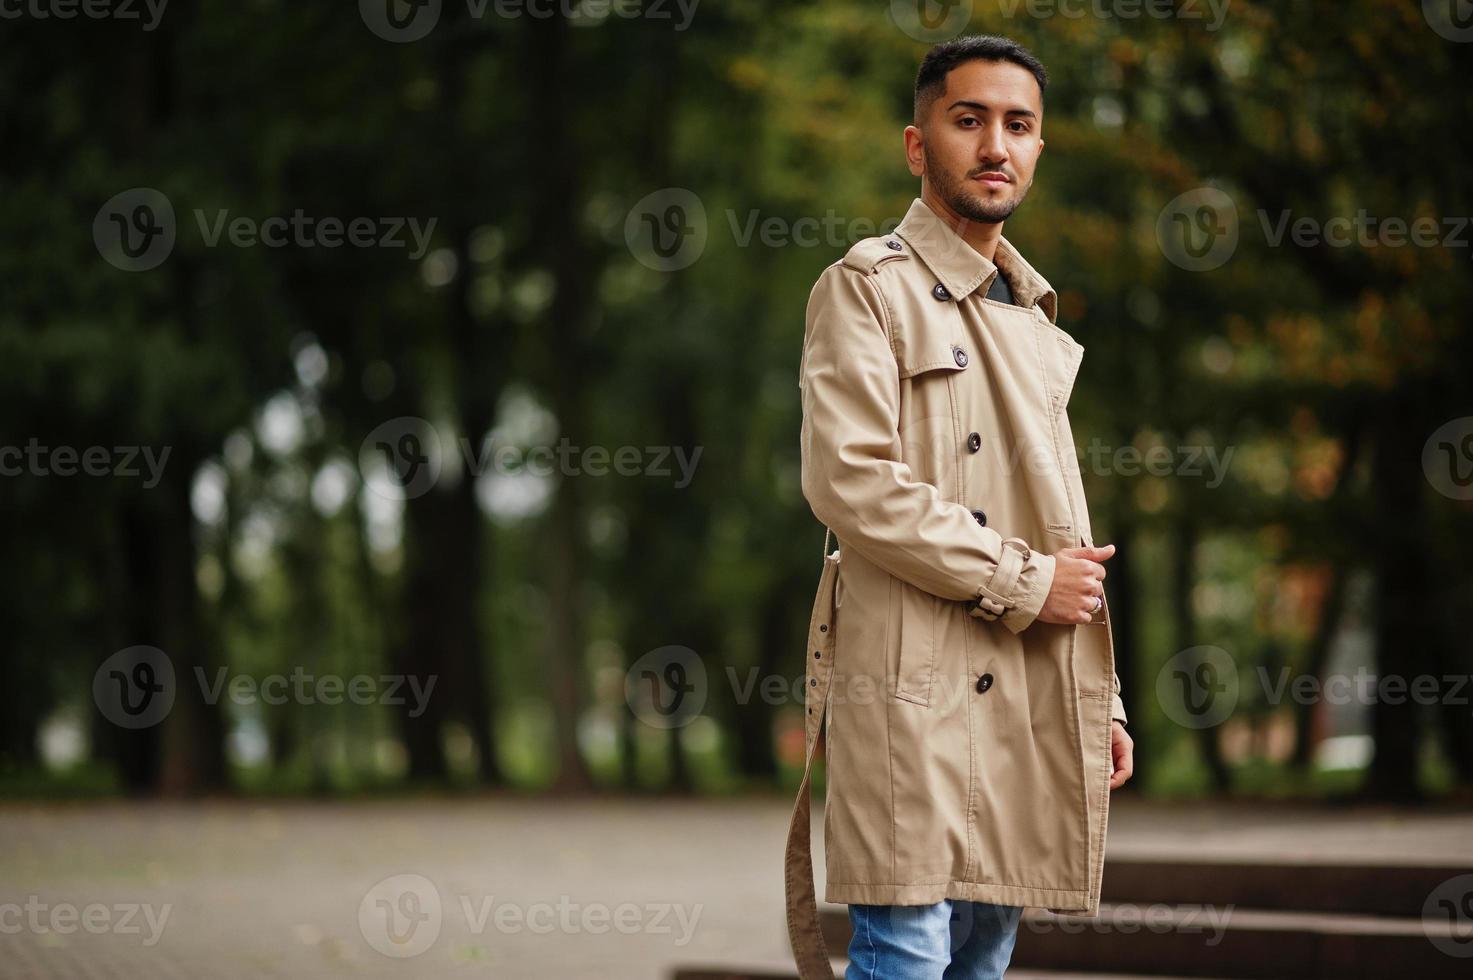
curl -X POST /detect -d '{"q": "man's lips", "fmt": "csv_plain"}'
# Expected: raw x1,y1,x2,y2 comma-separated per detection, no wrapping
972,171,1011,185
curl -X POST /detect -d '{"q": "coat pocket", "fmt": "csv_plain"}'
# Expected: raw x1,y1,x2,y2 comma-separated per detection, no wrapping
892,577,939,706
1074,597,1115,697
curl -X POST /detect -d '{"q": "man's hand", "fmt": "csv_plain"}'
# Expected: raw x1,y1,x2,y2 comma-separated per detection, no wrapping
1109,720,1133,789
1037,544,1114,625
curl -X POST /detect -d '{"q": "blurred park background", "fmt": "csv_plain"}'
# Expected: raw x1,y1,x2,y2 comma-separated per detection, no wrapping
3,0,1473,977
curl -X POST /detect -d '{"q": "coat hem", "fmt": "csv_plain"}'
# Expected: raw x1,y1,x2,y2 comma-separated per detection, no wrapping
824,879,1098,916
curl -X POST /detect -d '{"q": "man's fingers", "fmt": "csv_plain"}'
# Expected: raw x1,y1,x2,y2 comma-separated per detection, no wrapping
1110,728,1133,788
1058,544,1116,564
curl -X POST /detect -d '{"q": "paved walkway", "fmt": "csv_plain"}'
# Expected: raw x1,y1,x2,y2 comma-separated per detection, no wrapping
1,796,1469,979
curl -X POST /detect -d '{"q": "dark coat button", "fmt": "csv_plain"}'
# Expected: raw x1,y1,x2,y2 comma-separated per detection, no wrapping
976,673,994,694
932,283,952,301
967,432,982,453
887,240,902,251
972,509,987,526
953,346,968,367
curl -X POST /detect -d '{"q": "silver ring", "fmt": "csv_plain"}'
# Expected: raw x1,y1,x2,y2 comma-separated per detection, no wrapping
1092,595,1103,613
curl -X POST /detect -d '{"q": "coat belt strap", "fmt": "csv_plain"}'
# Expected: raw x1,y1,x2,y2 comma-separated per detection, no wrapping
784,532,842,980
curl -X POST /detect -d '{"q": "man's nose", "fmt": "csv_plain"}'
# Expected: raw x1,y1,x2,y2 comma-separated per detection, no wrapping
978,123,1008,165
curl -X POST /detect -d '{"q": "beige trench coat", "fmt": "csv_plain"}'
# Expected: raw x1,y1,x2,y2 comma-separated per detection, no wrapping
785,197,1127,978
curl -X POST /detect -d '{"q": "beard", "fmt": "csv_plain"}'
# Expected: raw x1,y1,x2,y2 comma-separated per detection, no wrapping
925,148,1031,225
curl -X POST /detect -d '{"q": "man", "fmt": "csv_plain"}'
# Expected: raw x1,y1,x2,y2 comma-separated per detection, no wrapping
787,35,1133,980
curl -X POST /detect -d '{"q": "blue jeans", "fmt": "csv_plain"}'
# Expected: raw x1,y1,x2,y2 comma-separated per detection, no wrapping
845,899,1023,980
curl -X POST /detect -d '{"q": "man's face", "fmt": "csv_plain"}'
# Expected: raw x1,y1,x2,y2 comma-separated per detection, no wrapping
906,59,1045,225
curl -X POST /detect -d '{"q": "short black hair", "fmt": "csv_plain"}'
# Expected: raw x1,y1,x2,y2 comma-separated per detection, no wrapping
914,35,1048,125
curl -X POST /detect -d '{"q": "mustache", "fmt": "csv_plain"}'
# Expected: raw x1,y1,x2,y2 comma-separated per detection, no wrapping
966,165,1013,180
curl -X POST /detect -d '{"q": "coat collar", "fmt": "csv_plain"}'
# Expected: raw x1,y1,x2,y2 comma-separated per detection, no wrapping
894,197,1059,324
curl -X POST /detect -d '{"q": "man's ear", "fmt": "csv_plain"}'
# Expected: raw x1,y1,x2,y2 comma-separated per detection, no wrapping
904,124,924,178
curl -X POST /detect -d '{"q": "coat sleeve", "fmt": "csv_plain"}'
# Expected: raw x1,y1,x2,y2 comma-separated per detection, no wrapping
1112,684,1127,726
798,262,1055,634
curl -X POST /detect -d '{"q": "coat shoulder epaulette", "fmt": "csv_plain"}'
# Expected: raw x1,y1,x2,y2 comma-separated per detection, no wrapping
840,235,911,276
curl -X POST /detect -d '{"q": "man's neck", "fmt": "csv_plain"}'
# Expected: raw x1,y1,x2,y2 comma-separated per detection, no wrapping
920,188,1004,264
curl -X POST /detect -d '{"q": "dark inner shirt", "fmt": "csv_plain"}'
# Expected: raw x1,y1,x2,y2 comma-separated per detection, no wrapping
985,269,1019,307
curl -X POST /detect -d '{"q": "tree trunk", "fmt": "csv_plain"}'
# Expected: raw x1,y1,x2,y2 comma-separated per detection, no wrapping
1174,519,1231,792
1365,403,1429,801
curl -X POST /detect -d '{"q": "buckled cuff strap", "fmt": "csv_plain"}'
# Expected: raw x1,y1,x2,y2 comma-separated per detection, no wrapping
968,537,1031,620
